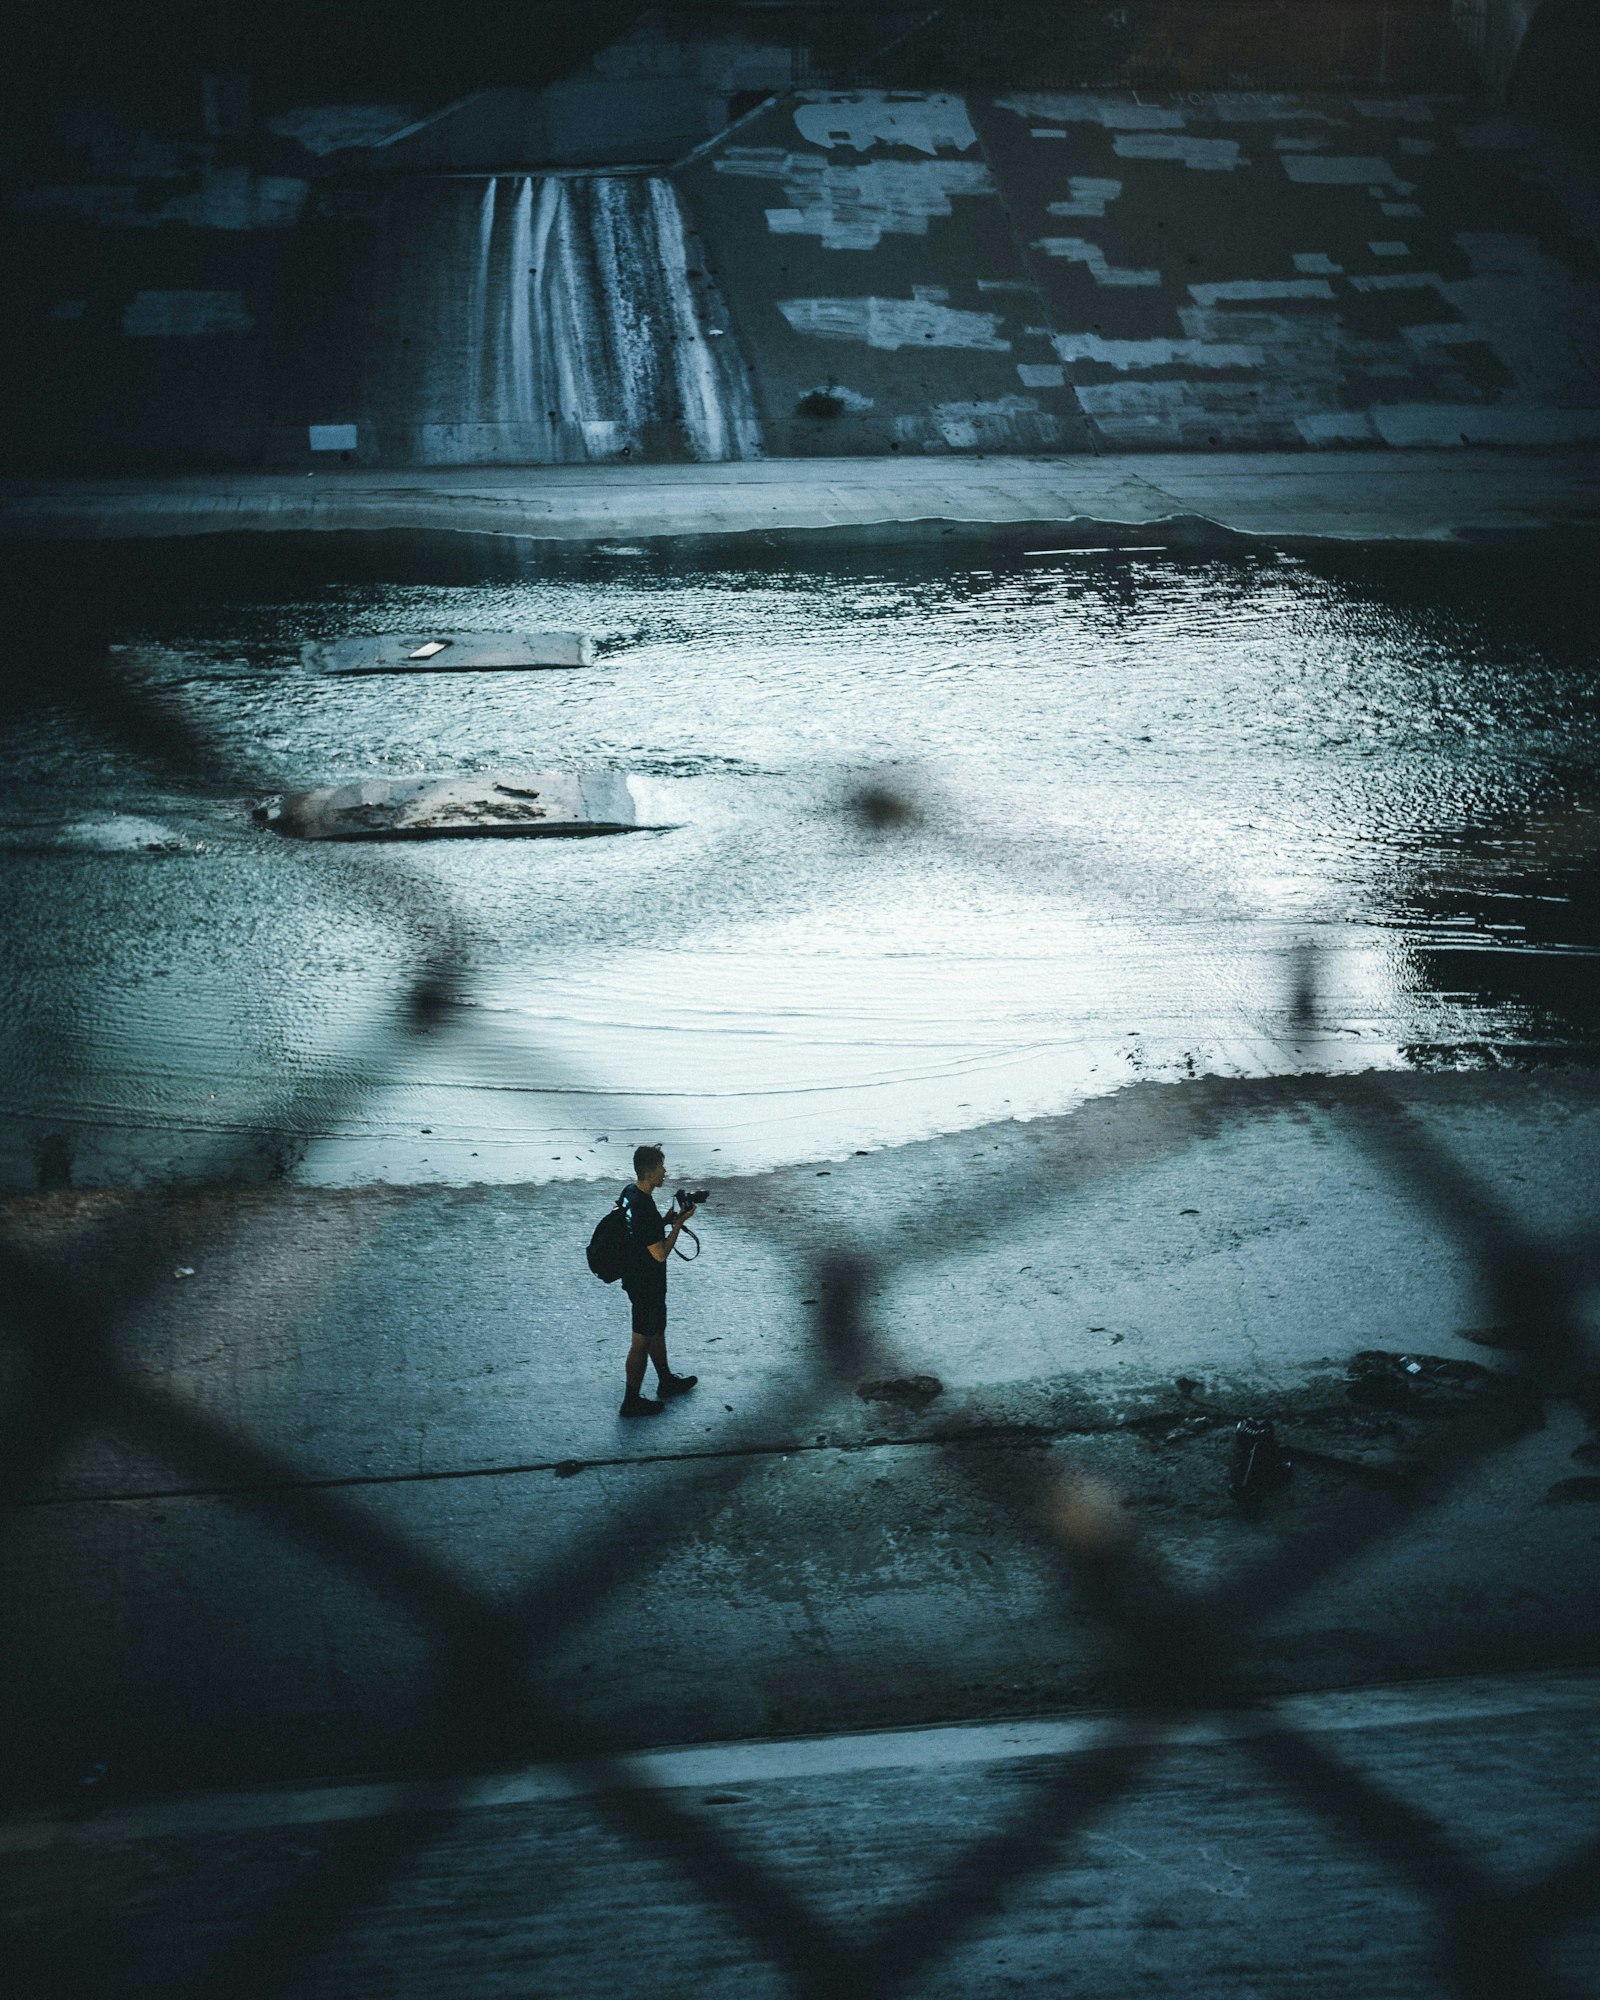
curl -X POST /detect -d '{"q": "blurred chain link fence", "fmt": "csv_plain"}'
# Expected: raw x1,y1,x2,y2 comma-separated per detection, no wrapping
1,637,1597,1999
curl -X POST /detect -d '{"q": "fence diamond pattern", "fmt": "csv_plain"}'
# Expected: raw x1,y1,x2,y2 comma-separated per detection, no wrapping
2,638,1597,1999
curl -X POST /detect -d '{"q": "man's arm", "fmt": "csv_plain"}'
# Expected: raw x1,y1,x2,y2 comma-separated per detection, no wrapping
647,1203,696,1261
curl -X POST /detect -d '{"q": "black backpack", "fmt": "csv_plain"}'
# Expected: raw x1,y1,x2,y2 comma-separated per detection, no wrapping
586,1194,630,1284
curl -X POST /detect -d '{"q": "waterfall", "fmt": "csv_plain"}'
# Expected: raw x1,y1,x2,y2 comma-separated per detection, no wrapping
646,176,753,464
502,176,535,442
462,177,497,432
415,172,761,465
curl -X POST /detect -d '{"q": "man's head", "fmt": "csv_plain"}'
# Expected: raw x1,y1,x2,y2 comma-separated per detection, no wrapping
633,1143,666,1192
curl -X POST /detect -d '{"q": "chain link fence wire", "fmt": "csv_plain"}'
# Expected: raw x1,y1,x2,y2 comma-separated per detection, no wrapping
1,647,1598,2000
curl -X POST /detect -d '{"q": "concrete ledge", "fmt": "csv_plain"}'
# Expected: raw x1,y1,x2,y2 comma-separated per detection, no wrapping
4,1669,1595,1851
5,1670,1598,2000
4,450,1600,546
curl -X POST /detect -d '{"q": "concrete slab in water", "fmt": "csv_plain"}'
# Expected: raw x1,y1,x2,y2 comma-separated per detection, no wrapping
309,630,595,673
256,770,638,840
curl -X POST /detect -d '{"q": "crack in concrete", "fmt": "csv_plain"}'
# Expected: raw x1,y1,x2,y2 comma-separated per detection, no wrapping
20,1386,1569,1510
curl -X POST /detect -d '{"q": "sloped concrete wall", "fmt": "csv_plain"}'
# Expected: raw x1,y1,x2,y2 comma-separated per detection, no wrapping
9,83,1600,469
689,87,1600,455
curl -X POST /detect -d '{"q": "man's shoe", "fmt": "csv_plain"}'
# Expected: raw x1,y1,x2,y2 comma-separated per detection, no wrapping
658,1373,698,1397
619,1394,667,1418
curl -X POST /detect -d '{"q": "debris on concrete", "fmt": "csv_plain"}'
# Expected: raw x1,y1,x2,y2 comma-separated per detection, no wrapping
1163,1413,1218,1444
1114,1347,1554,1494
1345,1349,1543,1439
255,772,640,841
309,632,596,674
1228,1415,1292,1504
857,1374,944,1407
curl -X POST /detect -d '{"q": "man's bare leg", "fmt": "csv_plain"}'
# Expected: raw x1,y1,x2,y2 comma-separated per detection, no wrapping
621,1332,665,1416
646,1334,696,1396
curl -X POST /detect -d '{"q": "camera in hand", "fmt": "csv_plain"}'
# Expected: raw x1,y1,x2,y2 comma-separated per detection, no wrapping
675,1188,710,1209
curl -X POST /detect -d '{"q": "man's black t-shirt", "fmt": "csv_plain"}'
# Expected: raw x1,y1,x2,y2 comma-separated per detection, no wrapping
618,1184,666,1296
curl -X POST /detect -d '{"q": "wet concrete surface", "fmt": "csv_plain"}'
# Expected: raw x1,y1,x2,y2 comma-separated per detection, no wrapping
3,1069,1598,1799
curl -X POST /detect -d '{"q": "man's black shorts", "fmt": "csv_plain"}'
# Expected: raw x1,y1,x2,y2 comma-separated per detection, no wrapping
624,1286,667,1341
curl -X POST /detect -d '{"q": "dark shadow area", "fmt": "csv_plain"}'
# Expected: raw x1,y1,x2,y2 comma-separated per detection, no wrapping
1398,834,1600,1050
877,0,1476,92
1512,0,1600,141
4,1,1477,126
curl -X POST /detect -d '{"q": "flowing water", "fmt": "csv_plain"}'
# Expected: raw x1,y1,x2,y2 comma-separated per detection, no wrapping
2,527,1597,1189
391,174,761,465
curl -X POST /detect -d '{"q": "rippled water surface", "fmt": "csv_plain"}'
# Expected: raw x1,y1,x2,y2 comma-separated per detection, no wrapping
3,527,1598,1187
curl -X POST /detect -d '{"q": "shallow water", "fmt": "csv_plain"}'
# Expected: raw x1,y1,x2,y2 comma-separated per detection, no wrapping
3,527,1598,1189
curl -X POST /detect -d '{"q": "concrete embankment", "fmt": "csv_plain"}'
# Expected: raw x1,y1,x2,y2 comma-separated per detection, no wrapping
3,1066,1597,1800
4,1674,1599,2000
4,448,1600,546
12,85,1600,472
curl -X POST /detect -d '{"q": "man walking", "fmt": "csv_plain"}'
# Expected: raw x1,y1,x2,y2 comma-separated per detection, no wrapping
618,1143,699,1418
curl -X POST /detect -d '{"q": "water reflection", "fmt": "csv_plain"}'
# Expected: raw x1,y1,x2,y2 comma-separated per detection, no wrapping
2,527,1597,1187
1394,809,1600,1056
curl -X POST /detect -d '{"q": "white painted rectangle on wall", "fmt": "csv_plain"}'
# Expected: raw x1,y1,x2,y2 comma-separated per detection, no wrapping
309,425,359,452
